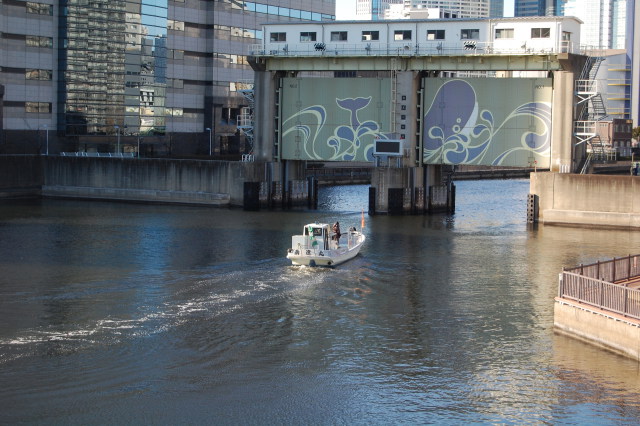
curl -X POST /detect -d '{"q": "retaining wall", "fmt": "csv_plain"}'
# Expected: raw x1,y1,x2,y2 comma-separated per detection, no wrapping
0,155,263,207
530,172,640,228
0,155,43,198
555,298,640,361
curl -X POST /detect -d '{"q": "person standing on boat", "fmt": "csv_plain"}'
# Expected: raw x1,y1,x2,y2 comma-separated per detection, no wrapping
333,221,341,243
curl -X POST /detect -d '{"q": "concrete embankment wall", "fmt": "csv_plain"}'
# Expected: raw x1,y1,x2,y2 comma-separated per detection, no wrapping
0,155,263,207
555,299,640,361
0,155,43,198
530,172,640,228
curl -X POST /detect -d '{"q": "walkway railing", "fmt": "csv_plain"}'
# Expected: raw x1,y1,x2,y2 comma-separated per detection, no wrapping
559,255,640,320
61,152,136,158
250,40,580,58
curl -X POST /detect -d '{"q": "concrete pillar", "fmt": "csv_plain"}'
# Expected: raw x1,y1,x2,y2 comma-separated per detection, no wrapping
253,70,279,162
551,70,579,173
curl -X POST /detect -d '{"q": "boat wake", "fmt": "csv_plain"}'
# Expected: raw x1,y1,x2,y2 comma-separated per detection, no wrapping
0,257,372,366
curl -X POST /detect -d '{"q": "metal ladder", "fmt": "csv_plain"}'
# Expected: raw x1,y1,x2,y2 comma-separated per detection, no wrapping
390,58,398,134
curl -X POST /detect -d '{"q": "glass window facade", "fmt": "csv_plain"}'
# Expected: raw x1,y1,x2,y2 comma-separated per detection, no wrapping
243,2,333,21
59,0,168,136
26,36,53,48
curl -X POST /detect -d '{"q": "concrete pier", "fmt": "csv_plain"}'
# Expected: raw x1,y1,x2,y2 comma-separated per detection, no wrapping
555,299,640,361
555,255,640,361
530,172,640,229
0,155,258,207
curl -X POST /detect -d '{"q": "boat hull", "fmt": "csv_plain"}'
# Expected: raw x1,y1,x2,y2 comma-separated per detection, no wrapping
287,233,365,267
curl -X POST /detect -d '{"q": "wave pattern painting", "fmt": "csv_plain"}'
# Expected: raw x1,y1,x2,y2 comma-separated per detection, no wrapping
422,79,552,167
281,78,391,162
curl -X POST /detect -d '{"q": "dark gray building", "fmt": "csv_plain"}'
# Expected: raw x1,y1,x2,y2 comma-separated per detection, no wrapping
0,0,336,155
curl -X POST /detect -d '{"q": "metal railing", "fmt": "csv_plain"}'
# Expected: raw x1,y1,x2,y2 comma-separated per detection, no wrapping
61,152,136,158
249,40,580,58
559,255,640,320
565,255,640,282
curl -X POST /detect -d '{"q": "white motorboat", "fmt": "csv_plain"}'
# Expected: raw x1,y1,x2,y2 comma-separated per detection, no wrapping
286,222,365,267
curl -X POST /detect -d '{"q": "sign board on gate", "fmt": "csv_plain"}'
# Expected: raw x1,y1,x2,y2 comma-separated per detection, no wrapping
374,139,403,156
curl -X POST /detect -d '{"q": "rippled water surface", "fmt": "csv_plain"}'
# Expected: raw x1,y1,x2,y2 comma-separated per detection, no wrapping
2,179,640,424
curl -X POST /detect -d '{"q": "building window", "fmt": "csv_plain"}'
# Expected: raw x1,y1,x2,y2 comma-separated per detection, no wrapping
26,69,52,80
362,31,379,41
461,29,480,40
531,28,550,38
331,31,348,42
167,20,184,31
394,30,412,41
26,36,53,48
300,32,317,42
270,32,286,42
243,2,333,21
562,31,571,41
495,28,514,39
26,2,53,15
168,108,183,117
221,107,241,125
427,30,445,40
25,102,51,113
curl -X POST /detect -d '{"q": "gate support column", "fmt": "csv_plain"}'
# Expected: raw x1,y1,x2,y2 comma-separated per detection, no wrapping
551,69,579,173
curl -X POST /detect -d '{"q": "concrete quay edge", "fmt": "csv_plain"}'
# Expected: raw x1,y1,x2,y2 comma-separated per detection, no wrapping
42,185,230,206
554,298,640,361
542,209,640,229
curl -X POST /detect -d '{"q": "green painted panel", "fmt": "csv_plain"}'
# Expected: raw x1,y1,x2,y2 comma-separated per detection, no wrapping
422,78,553,168
280,78,391,161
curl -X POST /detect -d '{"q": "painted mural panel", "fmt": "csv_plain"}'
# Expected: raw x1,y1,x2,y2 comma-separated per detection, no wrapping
281,78,391,161
422,78,553,167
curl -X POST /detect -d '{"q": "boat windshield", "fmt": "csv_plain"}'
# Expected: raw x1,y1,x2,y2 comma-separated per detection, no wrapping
304,226,324,237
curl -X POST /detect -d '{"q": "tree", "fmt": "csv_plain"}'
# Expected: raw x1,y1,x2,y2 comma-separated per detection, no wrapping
633,126,640,143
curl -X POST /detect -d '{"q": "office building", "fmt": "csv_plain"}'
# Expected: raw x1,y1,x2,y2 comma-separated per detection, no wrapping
562,0,634,122
0,0,335,155
514,0,567,16
355,0,403,20
631,0,640,126
400,0,495,17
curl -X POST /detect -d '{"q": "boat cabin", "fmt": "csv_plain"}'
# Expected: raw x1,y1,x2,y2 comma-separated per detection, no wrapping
304,223,330,251
291,222,339,252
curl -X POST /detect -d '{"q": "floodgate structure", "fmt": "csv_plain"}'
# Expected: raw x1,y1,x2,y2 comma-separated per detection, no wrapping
246,16,601,214
4,13,637,223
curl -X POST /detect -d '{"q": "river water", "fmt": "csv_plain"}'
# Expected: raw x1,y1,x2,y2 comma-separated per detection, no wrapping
1,179,640,424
